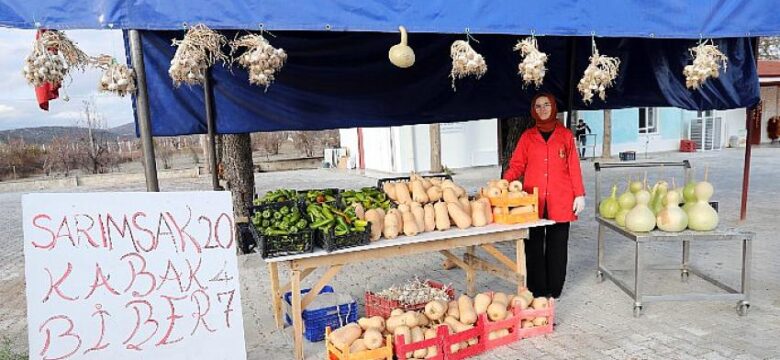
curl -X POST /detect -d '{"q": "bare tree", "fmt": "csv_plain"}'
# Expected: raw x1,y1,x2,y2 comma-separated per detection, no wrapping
155,138,173,169
292,131,316,157
252,132,286,155
602,110,612,159
46,136,76,176
75,99,116,174
759,37,780,60
221,133,254,254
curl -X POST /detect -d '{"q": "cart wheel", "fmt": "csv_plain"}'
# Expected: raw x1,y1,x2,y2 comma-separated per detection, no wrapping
681,270,690,283
633,304,643,318
596,271,604,283
736,301,750,316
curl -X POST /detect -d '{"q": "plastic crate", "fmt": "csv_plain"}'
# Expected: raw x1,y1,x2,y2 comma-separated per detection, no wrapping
441,317,485,360
250,200,314,258
515,298,555,339
394,325,447,360
326,326,394,360
376,174,452,188
679,140,697,152
364,280,456,318
317,225,371,252
619,151,637,161
236,222,257,254
284,286,358,342
489,188,540,225
480,307,521,352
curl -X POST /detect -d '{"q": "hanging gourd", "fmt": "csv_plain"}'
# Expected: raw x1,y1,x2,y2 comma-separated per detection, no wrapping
598,184,620,219
687,167,719,231
93,54,137,97
657,190,688,232
169,24,228,87
450,36,487,91
388,26,415,68
231,33,287,90
513,36,548,88
684,39,728,90
22,30,89,88
578,37,620,104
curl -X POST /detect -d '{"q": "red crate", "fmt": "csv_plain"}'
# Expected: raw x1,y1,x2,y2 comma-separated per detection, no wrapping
515,298,555,339
481,307,521,352
441,319,485,360
394,325,447,360
680,139,697,152
364,281,455,318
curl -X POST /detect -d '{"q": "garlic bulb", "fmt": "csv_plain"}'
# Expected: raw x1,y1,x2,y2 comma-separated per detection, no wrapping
449,40,487,91
22,30,88,87
94,55,137,97
513,36,548,88
577,43,620,104
169,24,228,87
683,40,728,90
230,33,287,89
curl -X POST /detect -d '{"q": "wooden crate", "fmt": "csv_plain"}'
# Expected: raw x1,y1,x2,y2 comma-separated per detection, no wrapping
488,188,540,225
326,327,393,360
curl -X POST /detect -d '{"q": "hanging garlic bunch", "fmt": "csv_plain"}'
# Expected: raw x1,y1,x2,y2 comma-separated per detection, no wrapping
683,40,728,90
230,33,287,90
449,40,487,91
92,54,137,97
577,43,621,104
169,24,228,87
22,30,89,87
513,36,548,88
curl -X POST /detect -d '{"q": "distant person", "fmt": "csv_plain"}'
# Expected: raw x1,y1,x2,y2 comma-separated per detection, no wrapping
575,119,591,158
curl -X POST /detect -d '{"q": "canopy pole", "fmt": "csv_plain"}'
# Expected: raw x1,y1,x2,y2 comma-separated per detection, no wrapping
129,30,159,192
565,37,577,129
740,37,760,222
204,68,220,190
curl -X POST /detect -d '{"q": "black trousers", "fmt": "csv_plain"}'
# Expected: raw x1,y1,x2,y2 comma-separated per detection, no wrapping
525,221,570,298
578,134,587,157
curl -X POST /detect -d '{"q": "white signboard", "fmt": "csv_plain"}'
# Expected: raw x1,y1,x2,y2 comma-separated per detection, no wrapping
22,192,246,360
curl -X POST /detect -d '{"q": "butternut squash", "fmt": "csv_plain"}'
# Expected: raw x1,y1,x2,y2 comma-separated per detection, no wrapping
514,296,530,310
453,185,467,198
426,186,443,202
488,329,510,340
383,210,399,239
430,178,442,186
531,297,549,309
402,311,419,328
394,325,413,358
486,186,502,198
498,179,510,190
424,328,437,358
353,203,366,220
391,308,405,317
358,316,385,332
423,204,436,232
364,209,384,241
509,180,523,192
458,197,471,214
474,293,491,315
349,338,368,353
411,180,430,203
448,203,472,229
424,300,447,321
386,315,404,333
395,182,412,204
421,178,433,190
457,295,477,325
434,202,451,231
440,179,456,190
442,187,459,203
411,205,425,233
493,207,505,216
401,209,419,236
492,292,508,306
444,316,477,346
510,206,534,215
447,300,459,319
506,295,517,310
471,200,487,227
518,289,534,305
487,303,507,321
521,320,534,328
363,328,383,350
532,317,548,326
412,326,427,358
398,204,410,212
415,312,430,327
479,198,493,224
329,323,362,351
383,182,398,201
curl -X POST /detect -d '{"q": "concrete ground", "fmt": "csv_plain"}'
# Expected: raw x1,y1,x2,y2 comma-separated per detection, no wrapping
1,147,780,359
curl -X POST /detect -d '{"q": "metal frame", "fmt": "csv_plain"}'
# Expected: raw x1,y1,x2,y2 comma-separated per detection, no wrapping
594,161,753,317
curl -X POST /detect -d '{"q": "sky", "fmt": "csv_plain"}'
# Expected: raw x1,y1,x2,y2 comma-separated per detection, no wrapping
0,29,134,130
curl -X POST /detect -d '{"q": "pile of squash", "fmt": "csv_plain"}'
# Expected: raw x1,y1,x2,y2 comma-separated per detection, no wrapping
480,179,535,218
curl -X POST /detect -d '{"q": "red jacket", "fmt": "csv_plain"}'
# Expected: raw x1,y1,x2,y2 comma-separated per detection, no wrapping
503,124,586,222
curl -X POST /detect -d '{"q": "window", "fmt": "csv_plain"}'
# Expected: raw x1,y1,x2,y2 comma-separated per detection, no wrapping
697,110,713,118
638,108,659,134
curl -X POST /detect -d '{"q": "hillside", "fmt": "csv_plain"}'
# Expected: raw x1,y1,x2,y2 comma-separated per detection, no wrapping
0,124,135,145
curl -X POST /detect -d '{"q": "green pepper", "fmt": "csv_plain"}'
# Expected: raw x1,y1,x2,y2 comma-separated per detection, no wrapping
296,219,308,229
321,206,334,219
265,229,289,236
289,212,301,224
279,206,290,215
335,228,349,236
353,220,368,228
289,226,299,234
262,219,271,228
273,212,283,220
311,218,334,229
262,210,272,219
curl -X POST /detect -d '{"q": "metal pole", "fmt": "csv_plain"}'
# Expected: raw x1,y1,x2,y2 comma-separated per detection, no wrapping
128,30,159,192
204,69,220,190
740,37,760,221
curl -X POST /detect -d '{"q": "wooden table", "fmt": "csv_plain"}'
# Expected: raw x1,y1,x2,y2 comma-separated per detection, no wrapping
264,220,553,359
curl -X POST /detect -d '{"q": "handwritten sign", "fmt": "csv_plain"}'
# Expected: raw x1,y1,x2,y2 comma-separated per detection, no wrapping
22,192,246,360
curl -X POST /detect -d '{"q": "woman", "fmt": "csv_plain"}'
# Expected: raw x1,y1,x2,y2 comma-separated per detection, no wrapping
503,93,586,299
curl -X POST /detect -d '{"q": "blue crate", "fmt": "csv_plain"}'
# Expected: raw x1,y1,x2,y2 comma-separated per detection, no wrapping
283,285,358,342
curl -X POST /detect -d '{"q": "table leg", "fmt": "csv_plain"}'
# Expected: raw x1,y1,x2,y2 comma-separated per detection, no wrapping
516,238,526,292
291,269,304,360
268,262,283,329
633,241,643,317
596,224,604,282
681,240,690,282
465,245,476,296
741,238,752,299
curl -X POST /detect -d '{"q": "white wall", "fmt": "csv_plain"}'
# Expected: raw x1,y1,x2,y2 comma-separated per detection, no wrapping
720,108,747,147
338,128,359,168
362,127,395,172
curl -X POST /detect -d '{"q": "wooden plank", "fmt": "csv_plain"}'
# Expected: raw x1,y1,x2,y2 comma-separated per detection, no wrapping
268,262,284,329
466,246,477,296
281,267,315,294
480,243,517,271
301,265,344,309
439,250,469,270
466,253,522,285
291,270,304,360
290,229,528,270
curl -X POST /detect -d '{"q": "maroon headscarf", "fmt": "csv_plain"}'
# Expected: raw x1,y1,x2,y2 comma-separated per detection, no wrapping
530,93,559,132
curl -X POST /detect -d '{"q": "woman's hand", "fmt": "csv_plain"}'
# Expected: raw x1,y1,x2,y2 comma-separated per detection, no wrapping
573,196,586,215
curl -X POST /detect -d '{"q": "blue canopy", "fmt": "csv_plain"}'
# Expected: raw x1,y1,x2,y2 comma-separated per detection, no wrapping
125,31,758,136
3,0,780,38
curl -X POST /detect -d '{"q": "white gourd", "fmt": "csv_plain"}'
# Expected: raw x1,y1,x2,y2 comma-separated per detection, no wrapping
687,181,718,231
656,191,688,232
625,189,655,232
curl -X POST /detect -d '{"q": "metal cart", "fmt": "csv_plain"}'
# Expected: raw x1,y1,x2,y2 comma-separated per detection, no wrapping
594,161,753,317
